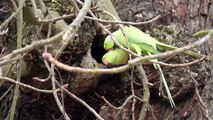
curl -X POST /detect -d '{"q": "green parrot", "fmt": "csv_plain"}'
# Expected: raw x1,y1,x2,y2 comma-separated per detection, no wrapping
102,48,129,65
104,25,202,57
103,25,188,108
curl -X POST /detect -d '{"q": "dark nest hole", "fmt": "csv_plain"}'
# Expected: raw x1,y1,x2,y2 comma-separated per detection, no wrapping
90,33,107,64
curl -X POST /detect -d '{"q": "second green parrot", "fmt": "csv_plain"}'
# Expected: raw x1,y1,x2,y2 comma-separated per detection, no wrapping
102,48,129,65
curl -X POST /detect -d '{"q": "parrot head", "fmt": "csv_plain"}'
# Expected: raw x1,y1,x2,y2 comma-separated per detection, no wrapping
102,48,129,65
104,35,114,51
102,52,112,65
102,48,118,65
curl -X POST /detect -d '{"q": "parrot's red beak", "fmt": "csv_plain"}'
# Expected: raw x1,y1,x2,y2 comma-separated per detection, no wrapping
106,48,111,52
102,60,108,65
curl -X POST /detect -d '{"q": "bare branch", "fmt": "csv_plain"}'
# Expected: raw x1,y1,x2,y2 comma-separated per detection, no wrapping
58,83,104,120
0,85,13,101
150,56,206,67
39,14,161,26
8,0,24,118
50,65,70,120
86,14,161,25
137,65,150,120
0,77,60,93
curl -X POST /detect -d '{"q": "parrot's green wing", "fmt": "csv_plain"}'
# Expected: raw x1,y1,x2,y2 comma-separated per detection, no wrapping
102,48,129,65
126,43,159,56
123,26,157,48
123,25,203,58
110,25,157,50
110,25,159,56
139,44,159,54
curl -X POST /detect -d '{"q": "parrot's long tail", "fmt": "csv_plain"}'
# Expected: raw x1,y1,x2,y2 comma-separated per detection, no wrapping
156,42,204,58
156,64,176,108
148,51,176,108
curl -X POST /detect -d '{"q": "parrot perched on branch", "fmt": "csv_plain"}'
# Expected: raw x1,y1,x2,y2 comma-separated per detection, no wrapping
102,48,129,65
103,25,204,108
104,25,202,57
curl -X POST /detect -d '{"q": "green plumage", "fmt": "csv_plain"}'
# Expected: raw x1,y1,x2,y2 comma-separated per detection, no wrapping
104,25,202,57
104,25,158,55
102,48,129,65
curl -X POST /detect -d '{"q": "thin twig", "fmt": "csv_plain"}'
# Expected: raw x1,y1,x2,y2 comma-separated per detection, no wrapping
32,74,51,82
0,5,9,13
195,87,209,119
0,77,59,93
10,0,17,10
39,13,75,23
185,62,209,119
43,15,53,74
39,13,161,26
50,64,70,120
8,0,24,119
180,55,209,119
0,28,8,36
150,56,206,67
58,83,104,120
100,95,144,110
89,13,161,25
0,85,13,101
130,71,136,120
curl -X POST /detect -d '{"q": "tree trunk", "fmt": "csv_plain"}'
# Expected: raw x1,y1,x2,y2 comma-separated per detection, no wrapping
111,0,213,119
